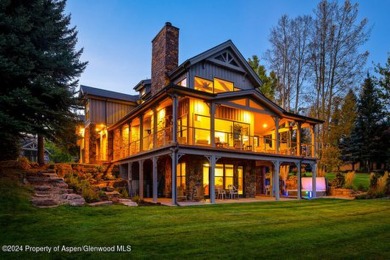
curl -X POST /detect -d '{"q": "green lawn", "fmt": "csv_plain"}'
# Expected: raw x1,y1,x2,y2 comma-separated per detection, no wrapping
1,169,389,259
326,172,371,190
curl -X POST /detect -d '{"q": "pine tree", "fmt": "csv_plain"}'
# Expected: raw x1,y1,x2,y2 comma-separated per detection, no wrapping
350,75,386,171
0,0,87,161
248,55,277,101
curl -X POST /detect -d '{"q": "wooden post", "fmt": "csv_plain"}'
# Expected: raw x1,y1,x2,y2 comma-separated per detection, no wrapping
209,155,216,204
297,161,301,200
296,122,302,156
153,107,158,149
171,95,178,144
139,115,144,152
311,163,317,198
274,117,280,154
171,150,177,205
210,103,216,147
139,160,144,200
273,160,280,201
310,124,316,157
152,156,158,203
128,162,133,198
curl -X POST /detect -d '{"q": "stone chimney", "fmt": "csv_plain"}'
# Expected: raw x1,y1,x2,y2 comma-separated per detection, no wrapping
151,22,179,96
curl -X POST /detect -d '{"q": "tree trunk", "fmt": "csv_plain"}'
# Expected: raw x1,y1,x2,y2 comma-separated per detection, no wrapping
38,135,45,165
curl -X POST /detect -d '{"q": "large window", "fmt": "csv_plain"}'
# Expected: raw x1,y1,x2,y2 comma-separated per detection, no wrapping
203,163,243,197
194,77,235,94
214,78,234,93
194,77,213,93
215,164,234,189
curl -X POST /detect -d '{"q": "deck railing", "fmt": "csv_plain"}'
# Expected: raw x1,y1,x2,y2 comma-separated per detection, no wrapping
115,125,317,159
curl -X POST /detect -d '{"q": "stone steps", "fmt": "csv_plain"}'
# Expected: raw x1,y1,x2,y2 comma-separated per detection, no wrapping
26,170,85,208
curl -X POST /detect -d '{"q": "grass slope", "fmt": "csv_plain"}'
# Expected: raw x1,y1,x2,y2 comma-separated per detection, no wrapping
0,169,389,259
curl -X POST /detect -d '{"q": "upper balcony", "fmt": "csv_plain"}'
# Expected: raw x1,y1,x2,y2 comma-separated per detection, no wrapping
111,95,320,161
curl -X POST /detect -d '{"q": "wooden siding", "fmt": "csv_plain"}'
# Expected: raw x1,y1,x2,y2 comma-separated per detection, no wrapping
89,99,134,125
188,62,257,91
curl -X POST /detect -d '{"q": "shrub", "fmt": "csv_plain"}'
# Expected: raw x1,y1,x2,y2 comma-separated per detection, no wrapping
331,172,345,188
345,171,355,189
377,172,389,194
369,172,378,189
98,190,108,201
82,186,99,203
17,157,31,170
131,195,141,203
119,187,129,198
64,173,100,203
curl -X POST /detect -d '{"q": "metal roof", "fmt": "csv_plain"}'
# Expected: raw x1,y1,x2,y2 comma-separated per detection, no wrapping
80,85,138,102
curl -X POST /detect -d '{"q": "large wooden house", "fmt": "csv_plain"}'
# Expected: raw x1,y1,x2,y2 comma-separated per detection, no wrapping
78,22,323,205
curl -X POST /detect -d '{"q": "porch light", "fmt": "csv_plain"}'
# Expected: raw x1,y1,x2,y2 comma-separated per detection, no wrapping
243,111,251,123
263,123,268,128
194,101,205,114
78,127,85,137
95,124,106,132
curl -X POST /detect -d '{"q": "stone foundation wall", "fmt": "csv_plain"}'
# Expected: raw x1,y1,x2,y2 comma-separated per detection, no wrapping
113,129,121,161
185,156,205,200
163,157,171,198
84,125,90,164
244,161,256,198
107,131,113,161
330,187,353,197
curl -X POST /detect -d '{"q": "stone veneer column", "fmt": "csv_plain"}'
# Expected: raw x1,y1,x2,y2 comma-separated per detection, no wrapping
84,125,90,164
88,123,97,164
107,130,113,161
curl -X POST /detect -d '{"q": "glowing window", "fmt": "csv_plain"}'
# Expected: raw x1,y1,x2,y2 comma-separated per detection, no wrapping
194,77,213,93
177,163,186,188
177,78,187,87
214,78,234,93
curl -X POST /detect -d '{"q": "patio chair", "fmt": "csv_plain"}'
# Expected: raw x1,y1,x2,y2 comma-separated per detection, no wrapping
217,189,226,199
228,185,239,199
177,186,187,201
265,185,271,196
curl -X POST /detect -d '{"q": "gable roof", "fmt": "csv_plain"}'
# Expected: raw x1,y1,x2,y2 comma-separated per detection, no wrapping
169,40,263,87
133,79,151,91
80,85,138,102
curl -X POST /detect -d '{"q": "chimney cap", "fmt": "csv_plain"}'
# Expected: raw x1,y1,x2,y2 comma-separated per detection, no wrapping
165,22,172,26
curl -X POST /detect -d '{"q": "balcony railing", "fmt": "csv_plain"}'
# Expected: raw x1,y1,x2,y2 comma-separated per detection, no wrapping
115,126,317,159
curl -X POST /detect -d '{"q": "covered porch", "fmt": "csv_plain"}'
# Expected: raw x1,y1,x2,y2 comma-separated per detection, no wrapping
117,146,320,206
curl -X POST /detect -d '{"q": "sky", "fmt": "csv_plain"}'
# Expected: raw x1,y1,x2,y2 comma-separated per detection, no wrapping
65,0,390,96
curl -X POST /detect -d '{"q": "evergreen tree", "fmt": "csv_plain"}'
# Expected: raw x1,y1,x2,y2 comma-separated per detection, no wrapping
248,55,277,101
0,0,87,161
350,75,386,171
